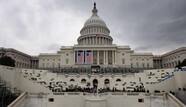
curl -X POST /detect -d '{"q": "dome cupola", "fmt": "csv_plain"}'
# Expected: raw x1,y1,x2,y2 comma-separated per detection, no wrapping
83,3,107,28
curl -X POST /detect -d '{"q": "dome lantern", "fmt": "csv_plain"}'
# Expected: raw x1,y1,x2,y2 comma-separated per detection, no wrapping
92,2,98,16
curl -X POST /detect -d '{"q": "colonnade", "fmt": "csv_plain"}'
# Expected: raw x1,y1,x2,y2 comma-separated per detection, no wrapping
96,50,116,65
75,50,116,65
78,36,112,45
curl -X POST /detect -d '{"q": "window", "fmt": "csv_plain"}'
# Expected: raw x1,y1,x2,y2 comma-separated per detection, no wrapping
81,79,86,83
52,62,55,68
47,63,49,67
136,62,139,67
66,53,69,56
70,79,75,82
58,63,60,68
122,59,125,64
104,79,110,84
66,59,69,64
116,79,121,82
131,63,133,68
142,63,145,68
42,63,45,68
48,98,54,102
138,98,144,103
122,53,125,56
147,63,149,68
139,77,141,82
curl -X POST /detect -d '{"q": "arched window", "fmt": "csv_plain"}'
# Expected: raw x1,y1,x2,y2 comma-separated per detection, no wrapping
70,79,75,82
116,78,121,82
104,79,110,84
81,79,86,83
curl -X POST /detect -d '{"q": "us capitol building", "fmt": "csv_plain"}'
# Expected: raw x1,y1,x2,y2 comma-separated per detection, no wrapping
39,3,154,70
0,3,186,107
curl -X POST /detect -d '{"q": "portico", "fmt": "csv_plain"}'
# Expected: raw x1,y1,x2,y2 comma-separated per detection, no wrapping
74,48,116,65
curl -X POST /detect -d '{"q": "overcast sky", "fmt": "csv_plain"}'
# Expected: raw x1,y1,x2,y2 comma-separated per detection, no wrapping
0,0,186,55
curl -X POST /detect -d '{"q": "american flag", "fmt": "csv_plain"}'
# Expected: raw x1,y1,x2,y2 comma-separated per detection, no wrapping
77,50,84,64
85,50,93,64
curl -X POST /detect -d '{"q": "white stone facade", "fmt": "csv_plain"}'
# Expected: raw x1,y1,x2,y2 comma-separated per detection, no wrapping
162,47,186,68
0,47,32,68
38,4,153,69
39,53,61,68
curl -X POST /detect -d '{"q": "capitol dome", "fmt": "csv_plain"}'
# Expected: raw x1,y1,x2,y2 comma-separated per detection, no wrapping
84,13,107,27
78,3,113,45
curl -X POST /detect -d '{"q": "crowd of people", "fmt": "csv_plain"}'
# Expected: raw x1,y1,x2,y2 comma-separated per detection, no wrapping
47,82,146,94
49,67,143,74
22,69,148,94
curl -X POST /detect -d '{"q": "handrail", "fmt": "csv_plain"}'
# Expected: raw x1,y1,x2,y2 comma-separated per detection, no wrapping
161,74,174,82
8,92,27,107
167,93,186,107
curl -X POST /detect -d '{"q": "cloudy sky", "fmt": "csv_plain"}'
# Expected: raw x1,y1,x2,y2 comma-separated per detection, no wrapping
0,0,186,55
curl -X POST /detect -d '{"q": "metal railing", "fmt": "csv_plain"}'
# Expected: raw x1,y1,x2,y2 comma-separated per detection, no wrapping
0,78,20,107
7,92,27,107
167,93,186,107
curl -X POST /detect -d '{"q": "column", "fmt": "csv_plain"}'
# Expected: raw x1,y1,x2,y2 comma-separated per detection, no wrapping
105,51,108,65
74,51,77,64
98,37,100,44
97,37,99,44
104,50,105,65
114,50,117,64
87,37,89,45
82,39,85,44
99,37,101,45
114,51,116,65
112,51,114,65
95,37,97,45
97,51,99,65
94,37,96,45
103,38,104,44
92,37,94,45
86,38,88,45
89,37,91,45
101,37,103,44
91,37,93,44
